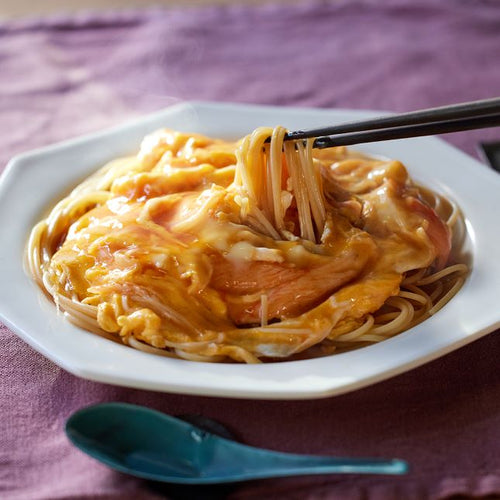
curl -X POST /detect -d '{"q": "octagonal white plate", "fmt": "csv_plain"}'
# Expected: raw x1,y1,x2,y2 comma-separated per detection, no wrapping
1,101,499,400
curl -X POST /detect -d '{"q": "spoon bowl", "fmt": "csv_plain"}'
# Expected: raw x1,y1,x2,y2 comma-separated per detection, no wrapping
66,402,408,484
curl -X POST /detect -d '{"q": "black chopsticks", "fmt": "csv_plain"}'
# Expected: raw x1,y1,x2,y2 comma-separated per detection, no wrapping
313,113,500,149
281,97,500,149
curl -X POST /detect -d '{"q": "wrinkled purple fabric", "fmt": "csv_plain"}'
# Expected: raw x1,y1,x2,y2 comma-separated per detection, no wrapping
1,1,500,499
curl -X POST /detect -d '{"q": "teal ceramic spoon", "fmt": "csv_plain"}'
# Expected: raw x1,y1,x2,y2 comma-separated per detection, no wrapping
66,402,408,484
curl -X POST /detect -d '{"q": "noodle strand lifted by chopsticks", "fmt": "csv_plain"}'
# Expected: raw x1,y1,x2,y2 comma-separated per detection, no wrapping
233,126,326,242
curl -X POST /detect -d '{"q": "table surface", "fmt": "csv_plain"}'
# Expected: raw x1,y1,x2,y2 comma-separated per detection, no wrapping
0,0,294,19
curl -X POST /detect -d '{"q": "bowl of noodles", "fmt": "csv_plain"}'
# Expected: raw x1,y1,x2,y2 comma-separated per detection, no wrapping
0,101,499,399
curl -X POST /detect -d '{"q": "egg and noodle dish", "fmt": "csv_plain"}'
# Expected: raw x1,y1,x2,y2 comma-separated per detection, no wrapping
28,127,468,363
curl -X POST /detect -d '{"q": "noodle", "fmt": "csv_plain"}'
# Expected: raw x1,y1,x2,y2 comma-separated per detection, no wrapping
27,127,468,363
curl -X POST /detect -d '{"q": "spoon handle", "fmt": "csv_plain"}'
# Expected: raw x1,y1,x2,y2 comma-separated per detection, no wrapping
227,446,408,480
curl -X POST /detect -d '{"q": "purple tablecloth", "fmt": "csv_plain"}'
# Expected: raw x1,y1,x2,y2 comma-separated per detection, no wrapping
1,1,500,498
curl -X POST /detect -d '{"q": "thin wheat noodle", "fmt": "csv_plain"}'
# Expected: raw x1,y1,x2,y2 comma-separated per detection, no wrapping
416,263,468,286
369,297,414,335
335,315,375,342
428,277,465,315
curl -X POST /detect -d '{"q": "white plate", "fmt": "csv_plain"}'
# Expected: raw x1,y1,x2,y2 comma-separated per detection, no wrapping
1,101,499,400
